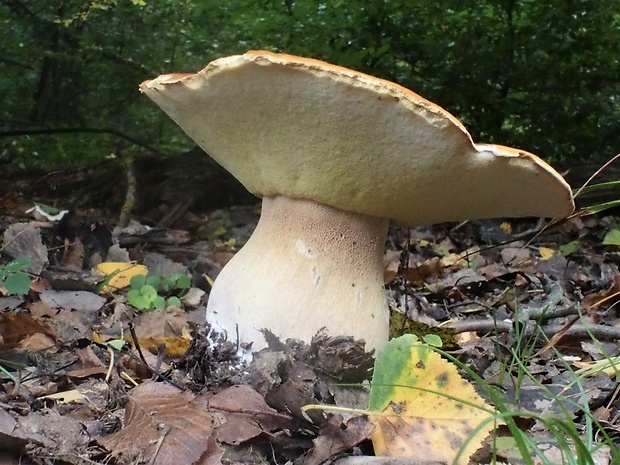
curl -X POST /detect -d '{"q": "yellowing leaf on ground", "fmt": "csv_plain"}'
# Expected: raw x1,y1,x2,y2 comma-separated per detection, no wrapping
538,246,556,260
93,331,191,358
95,262,148,293
368,334,494,465
500,221,512,235
135,336,192,357
39,389,87,404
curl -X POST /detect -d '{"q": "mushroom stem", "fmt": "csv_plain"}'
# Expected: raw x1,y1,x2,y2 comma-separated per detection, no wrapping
206,195,390,353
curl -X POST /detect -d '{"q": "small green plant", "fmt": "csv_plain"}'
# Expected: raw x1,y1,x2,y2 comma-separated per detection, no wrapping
127,272,191,310
0,258,32,295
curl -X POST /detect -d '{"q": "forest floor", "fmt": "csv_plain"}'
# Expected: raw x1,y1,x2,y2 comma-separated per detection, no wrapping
1,161,619,465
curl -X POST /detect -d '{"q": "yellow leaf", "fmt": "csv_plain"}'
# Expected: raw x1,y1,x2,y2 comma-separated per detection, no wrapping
95,262,148,293
500,222,512,235
39,389,87,404
440,246,480,268
133,336,192,358
368,335,494,465
538,247,556,260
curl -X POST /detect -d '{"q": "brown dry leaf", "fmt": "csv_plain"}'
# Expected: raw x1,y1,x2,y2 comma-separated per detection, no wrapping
383,251,442,285
368,335,494,465
17,332,56,351
98,381,222,465
405,257,442,284
0,314,56,350
209,384,294,445
0,408,91,462
130,307,193,357
304,414,375,465
383,249,401,284
60,237,85,270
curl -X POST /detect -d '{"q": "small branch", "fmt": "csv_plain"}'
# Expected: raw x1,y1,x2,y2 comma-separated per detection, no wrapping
111,155,136,241
446,320,620,341
333,457,445,465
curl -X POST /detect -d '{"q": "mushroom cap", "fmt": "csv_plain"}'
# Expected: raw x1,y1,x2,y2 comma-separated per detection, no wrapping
140,51,574,226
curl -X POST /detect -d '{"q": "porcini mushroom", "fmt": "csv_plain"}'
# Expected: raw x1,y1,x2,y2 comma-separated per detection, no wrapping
140,51,574,354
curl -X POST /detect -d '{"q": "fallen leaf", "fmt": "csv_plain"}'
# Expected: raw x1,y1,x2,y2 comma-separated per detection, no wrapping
2,223,48,274
499,222,512,235
305,414,375,465
17,332,56,351
39,290,106,312
98,381,222,465
0,314,56,349
39,389,87,404
603,228,620,246
210,385,294,445
538,247,556,260
95,262,148,293
133,336,191,358
559,240,581,257
440,246,481,269
368,334,494,465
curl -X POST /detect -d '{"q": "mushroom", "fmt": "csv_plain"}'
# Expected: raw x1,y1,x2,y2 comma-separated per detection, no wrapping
140,51,574,354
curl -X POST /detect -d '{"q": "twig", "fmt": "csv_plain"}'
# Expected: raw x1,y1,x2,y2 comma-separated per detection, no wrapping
446,320,620,340
112,155,136,241
333,457,445,465
129,322,150,369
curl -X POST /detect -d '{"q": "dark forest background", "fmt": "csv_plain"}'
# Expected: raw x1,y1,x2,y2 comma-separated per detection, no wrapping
1,0,619,170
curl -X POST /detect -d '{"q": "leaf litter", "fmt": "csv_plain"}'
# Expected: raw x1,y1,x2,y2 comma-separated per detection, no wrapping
1,183,620,464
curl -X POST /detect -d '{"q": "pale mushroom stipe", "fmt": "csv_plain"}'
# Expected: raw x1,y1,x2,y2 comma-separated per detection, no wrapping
140,51,575,356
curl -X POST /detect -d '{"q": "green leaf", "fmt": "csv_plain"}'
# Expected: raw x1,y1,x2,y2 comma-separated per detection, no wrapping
603,228,620,246
171,273,191,289
106,339,126,351
167,296,181,307
127,289,149,309
5,258,31,273
559,240,582,257
152,295,166,309
4,272,31,295
423,334,443,348
369,334,420,411
127,284,159,309
140,284,158,301
130,274,147,289
146,275,162,288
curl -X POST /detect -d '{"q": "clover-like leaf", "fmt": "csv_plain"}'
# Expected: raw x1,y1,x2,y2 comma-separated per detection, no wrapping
4,271,31,295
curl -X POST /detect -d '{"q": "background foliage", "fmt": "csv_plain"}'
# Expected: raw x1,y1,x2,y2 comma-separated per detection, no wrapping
1,0,619,169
